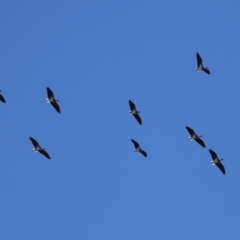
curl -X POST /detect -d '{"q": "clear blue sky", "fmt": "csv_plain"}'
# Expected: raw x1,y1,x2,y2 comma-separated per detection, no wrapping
0,1,240,239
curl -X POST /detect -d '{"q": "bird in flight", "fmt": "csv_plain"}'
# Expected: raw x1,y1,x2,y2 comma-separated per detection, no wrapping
186,126,206,148
29,137,51,159
131,139,147,157
129,100,142,125
46,87,61,113
209,149,225,175
195,52,210,74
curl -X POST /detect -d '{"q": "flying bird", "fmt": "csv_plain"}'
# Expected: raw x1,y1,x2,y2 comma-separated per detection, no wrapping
131,139,147,157
29,137,51,159
129,100,142,125
46,87,60,113
195,52,210,74
186,126,206,148
209,149,225,174
0,91,6,103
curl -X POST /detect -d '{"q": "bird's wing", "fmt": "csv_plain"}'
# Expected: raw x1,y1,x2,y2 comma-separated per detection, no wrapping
209,149,218,160
29,137,40,148
186,126,195,135
131,139,139,149
129,100,136,111
216,162,225,174
51,102,61,113
203,68,210,74
196,52,202,66
140,150,147,157
39,150,51,159
0,94,6,103
195,138,206,148
47,87,54,98
134,113,142,125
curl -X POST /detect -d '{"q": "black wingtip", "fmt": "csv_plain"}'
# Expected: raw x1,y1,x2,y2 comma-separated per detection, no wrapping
204,69,210,74
0,94,6,103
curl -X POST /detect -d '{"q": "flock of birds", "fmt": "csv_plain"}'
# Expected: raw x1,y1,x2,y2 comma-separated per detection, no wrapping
0,53,225,174
128,52,225,175
1,87,60,160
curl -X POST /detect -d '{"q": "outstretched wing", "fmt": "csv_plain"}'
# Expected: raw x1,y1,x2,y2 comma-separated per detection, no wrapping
134,114,142,125
186,126,195,136
39,150,51,159
131,139,139,149
195,138,206,148
29,137,40,148
209,149,218,160
0,94,6,103
129,100,136,111
140,150,147,157
216,162,225,175
203,68,210,74
196,52,202,67
47,87,54,98
51,102,61,113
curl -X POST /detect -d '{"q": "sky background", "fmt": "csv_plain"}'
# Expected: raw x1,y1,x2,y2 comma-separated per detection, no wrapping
0,1,240,239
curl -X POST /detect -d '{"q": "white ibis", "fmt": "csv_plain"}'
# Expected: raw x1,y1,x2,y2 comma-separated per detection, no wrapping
195,52,210,74
186,126,206,148
129,100,142,125
29,137,51,159
131,139,147,157
46,87,60,113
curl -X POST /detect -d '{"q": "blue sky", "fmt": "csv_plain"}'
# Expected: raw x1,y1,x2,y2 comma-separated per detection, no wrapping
1,1,240,239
